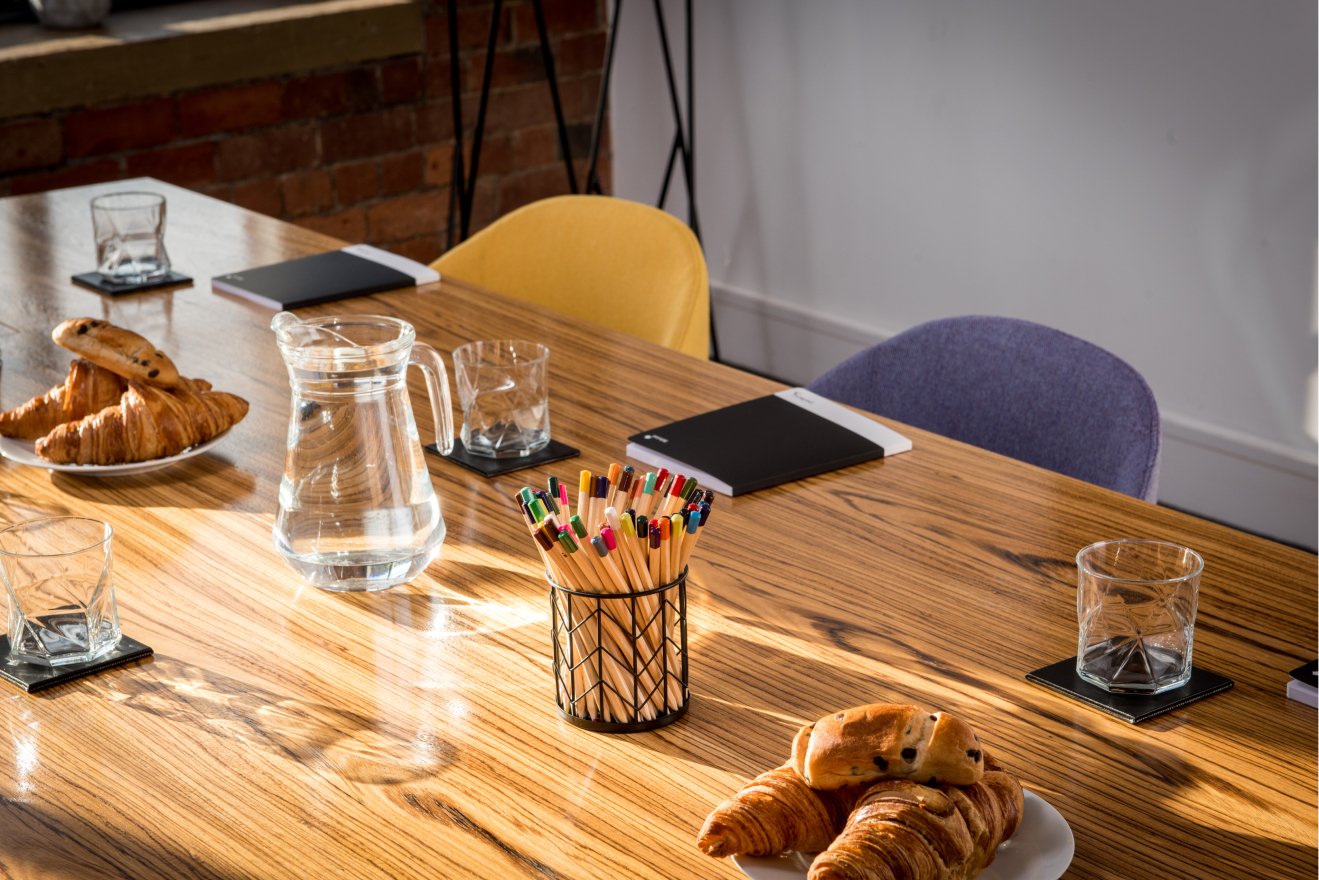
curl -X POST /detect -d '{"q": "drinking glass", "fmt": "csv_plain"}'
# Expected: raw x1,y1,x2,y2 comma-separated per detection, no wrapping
453,340,550,458
1076,539,1203,694
0,516,120,667
91,192,170,284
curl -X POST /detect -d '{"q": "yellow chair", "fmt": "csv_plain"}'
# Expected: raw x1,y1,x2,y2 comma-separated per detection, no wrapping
431,195,710,358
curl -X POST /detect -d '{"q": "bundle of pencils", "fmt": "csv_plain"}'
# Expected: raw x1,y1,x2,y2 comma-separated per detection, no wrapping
514,463,715,723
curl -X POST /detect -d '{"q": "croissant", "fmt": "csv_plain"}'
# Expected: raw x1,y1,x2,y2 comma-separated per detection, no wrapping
0,359,128,441
697,764,865,858
808,756,1025,880
172,376,214,394
35,380,247,465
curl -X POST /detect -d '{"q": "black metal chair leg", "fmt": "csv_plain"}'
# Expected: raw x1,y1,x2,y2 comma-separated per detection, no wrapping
586,0,623,195
650,0,699,244
446,0,583,245
685,0,694,227
460,0,504,239
657,130,680,208
533,0,579,194
446,0,466,250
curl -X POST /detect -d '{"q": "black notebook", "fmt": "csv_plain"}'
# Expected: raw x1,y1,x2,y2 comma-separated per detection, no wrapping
625,387,911,496
212,244,439,310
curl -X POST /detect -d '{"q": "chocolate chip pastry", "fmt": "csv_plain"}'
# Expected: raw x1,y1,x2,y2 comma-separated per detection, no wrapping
52,318,179,387
792,704,985,790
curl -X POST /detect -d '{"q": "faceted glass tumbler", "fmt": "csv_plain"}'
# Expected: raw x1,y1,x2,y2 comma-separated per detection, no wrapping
91,192,170,284
453,340,550,458
0,516,120,667
1076,540,1203,694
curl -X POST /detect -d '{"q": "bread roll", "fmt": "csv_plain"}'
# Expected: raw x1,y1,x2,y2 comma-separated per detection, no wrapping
52,318,179,388
791,704,983,790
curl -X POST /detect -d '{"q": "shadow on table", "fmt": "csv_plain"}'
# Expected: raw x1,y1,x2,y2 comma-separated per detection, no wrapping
610,629,845,776
719,575,1313,769
0,487,74,524
0,798,263,880
49,454,259,510
1137,658,1317,757
634,692,806,778
1062,797,1318,878
682,627,928,729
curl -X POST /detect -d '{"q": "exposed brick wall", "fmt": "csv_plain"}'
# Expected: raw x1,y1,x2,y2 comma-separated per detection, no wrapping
0,0,611,265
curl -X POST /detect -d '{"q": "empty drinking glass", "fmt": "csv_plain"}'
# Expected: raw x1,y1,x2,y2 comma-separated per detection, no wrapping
1076,539,1203,694
453,340,550,458
91,192,170,284
0,516,120,667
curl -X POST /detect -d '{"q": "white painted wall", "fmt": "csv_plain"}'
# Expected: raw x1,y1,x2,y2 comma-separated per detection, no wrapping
610,0,1318,550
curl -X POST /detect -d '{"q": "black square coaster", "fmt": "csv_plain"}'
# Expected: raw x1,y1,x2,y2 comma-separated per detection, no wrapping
426,438,580,477
72,270,193,295
0,634,153,693
1026,656,1233,724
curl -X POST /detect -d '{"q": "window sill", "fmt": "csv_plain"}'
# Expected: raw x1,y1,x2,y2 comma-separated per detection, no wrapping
0,0,422,120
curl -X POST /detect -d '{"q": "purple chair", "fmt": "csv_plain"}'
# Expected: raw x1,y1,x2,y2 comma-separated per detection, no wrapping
807,316,1161,501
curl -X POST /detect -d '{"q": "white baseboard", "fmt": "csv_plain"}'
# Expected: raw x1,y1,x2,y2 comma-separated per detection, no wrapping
711,281,1318,550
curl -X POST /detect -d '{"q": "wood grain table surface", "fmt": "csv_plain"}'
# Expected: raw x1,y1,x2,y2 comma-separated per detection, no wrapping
0,180,1314,880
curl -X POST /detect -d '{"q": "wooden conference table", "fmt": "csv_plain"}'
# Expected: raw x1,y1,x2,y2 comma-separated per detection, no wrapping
0,180,1314,880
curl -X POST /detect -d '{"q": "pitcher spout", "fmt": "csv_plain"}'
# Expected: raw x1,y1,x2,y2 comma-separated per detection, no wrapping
272,311,364,357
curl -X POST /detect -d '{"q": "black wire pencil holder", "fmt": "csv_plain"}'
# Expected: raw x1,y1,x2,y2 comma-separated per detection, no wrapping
549,567,689,733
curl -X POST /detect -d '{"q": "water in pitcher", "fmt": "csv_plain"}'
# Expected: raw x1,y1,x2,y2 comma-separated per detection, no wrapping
272,314,451,592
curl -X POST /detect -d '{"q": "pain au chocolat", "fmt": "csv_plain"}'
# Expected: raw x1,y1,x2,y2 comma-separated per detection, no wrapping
791,703,984,790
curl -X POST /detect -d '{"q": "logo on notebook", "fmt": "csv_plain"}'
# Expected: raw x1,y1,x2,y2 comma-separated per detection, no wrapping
643,434,669,443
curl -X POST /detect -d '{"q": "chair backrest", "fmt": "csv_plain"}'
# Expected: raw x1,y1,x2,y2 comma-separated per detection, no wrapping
807,316,1162,501
432,195,709,358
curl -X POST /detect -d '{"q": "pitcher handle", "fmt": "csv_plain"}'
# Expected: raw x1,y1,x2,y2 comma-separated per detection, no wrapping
410,341,454,456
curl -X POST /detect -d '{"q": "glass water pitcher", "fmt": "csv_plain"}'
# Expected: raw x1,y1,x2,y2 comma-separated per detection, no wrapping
272,312,454,592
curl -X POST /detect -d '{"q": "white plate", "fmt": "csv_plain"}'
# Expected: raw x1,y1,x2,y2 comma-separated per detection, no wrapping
732,789,1074,880
0,429,232,476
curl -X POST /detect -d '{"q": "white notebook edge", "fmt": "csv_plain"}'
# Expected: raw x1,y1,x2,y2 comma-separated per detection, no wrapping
210,278,282,310
624,388,912,497
1286,679,1318,709
624,443,734,497
341,243,440,284
774,387,913,455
